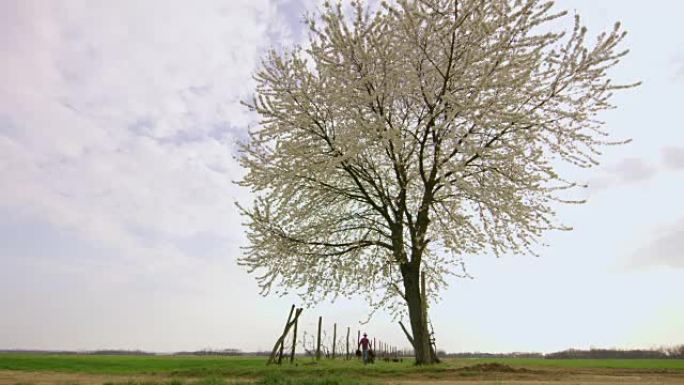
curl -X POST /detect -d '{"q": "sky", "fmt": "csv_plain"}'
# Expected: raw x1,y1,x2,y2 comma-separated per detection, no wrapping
0,0,682,354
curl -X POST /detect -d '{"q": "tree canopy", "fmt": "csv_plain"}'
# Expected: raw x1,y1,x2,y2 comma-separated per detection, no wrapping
237,0,637,364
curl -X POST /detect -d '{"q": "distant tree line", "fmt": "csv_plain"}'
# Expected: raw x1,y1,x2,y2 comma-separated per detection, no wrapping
172,348,244,356
3,345,682,358
444,345,684,359
546,346,684,359
0,349,154,356
444,352,544,359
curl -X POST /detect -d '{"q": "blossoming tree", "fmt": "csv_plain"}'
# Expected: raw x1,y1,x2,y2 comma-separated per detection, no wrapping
237,0,637,364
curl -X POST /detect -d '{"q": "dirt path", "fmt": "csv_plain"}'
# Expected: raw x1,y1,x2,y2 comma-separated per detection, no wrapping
0,370,173,385
2,369,684,385
385,370,684,385
387,375,684,385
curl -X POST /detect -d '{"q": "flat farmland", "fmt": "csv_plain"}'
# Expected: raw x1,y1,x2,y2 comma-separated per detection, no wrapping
1,354,683,385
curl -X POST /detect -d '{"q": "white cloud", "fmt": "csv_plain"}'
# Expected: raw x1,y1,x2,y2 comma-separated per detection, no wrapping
587,157,657,192
587,149,684,193
671,51,684,81
628,219,684,269
609,158,658,182
0,0,315,352
662,146,684,170
0,0,293,285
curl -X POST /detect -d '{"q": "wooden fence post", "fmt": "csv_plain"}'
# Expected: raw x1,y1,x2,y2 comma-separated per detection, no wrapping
278,306,294,364
346,327,350,360
332,323,337,359
316,316,322,361
268,305,295,365
290,308,301,363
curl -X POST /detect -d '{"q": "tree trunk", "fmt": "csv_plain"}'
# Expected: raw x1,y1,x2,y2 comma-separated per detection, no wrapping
401,262,437,365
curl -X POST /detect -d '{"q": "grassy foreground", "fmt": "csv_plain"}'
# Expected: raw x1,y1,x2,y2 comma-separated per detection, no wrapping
1,354,683,385
2,354,684,374
101,375,373,385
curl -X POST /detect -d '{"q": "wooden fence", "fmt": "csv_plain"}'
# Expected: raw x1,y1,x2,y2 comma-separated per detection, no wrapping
266,305,412,365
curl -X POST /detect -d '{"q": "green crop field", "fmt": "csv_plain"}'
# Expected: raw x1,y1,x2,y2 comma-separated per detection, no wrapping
1,354,683,385
2,354,683,374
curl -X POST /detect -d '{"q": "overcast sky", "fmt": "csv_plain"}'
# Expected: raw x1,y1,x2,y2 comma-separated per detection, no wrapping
1,0,682,354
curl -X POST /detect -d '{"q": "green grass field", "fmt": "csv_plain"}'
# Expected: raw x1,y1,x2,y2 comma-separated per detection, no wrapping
1,354,683,385
1,354,683,374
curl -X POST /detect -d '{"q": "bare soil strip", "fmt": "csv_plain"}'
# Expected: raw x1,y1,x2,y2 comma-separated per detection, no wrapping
0,370,168,385
1,369,684,385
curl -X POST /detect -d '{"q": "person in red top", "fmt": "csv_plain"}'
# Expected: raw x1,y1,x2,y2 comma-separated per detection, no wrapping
358,333,371,364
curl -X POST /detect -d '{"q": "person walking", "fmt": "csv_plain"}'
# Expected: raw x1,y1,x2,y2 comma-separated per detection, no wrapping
358,332,371,364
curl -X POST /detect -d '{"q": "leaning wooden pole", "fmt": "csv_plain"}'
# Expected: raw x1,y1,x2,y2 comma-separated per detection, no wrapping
399,320,416,358
290,308,301,363
421,271,428,330
277,335,285,364
268,305,295,365
332,323,337,359
421,272,440,363
278,305,295,364
316,316,322,361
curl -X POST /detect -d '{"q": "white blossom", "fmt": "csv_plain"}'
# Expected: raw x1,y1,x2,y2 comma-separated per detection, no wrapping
237,0,637,323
